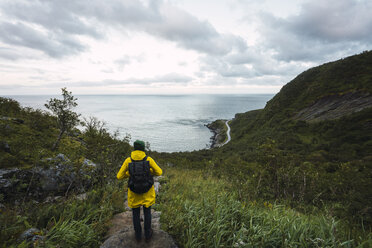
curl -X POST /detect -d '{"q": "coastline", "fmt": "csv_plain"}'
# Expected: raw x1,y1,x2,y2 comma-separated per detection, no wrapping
206,119,228,148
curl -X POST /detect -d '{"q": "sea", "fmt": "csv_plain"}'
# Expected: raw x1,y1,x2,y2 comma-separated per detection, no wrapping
5,94,274,152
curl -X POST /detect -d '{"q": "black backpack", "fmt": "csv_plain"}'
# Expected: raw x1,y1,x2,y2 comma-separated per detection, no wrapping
128,156,154,194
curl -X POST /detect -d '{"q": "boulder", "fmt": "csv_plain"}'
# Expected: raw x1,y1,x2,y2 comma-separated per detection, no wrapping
18,228,43,242
0,141,11,153
0,154,99,202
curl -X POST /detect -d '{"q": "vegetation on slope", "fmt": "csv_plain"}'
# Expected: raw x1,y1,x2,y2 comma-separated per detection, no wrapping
208,52,372,229
158,168,368,247
265,50,372,115
1,51,371,247
0,95,132,247
156,51,372,245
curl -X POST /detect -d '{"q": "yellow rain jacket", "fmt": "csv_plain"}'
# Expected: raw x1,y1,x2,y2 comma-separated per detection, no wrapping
117,150,162,209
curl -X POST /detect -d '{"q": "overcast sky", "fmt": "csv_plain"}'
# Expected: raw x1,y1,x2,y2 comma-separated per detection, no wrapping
1,0,371,95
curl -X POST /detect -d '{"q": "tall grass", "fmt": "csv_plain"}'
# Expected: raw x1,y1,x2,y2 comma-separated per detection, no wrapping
0,183,126,247
158,168,370,248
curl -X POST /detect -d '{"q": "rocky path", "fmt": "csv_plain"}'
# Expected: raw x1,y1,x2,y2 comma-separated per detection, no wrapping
100,177,177,248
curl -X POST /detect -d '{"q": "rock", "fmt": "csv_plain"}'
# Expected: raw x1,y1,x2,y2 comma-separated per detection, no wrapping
124,200,131,211
0,141,11,153
166,162,174,167
206,119,227,148
38,154,96,194
18,228,41,242
76,193,87,201
14,118,24,124
0,116,24,124
0,154,100,203
55,153,71,163
43,196,54,203
43,196,63,203
83,158,97,168
154,182,161,193
152,211,161,219
154,176,163,182
294,91,372,122
100,229,177,248
31,235,45,242
105,212,133,238
0,168,22,195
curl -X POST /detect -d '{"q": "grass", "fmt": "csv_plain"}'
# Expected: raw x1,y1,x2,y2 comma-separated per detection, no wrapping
0,183,127,248
158,167,371,248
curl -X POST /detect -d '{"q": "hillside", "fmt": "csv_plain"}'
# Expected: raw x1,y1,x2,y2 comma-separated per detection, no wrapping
265,50,372,116
227,51,372,159
160,51,372,246
214,51,372,226
1,51,371,247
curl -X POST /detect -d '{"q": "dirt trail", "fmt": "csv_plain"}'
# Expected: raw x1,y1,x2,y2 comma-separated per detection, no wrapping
100,177,177,248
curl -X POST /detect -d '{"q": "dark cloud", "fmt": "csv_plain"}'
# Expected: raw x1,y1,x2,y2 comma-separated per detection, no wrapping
258,0,372,62
0,21,85,58
289,0,372,42
0,47,35,61
0,0,246,58
2,1,102,38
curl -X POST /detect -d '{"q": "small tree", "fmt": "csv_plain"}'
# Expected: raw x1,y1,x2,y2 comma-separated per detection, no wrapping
45,88,80,151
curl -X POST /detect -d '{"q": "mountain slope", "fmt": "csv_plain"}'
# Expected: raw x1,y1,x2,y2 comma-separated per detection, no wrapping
204,51,372,228
265,50,372,117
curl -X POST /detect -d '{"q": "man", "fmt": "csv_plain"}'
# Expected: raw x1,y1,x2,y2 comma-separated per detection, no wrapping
117,140,163,242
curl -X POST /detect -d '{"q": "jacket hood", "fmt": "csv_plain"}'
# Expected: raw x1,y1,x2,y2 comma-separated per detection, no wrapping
131,150,147,160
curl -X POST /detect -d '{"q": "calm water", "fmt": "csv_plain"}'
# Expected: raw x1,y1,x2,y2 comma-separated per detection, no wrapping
6,94,273,152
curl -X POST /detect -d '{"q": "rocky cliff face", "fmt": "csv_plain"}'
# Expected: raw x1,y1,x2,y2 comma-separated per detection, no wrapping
206,120,227,148
294,91,372,122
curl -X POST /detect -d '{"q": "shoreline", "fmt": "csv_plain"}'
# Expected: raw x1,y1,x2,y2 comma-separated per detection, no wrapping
206,119,229,148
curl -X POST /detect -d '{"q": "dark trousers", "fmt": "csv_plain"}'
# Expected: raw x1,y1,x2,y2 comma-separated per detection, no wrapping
132,206,151,239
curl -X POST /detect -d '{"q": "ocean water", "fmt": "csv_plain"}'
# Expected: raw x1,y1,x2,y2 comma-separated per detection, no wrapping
6,94,274,152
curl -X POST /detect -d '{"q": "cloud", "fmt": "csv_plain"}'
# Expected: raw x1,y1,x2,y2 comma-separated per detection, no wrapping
289,0,372,42
143,5,246,55
114,54,145,69
0,0,247,59
0,72,193,91
0,47,35,61
1,0,102,38
258,0,372,62
201,56,257,78
0,21,85,58
71,73,193,87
